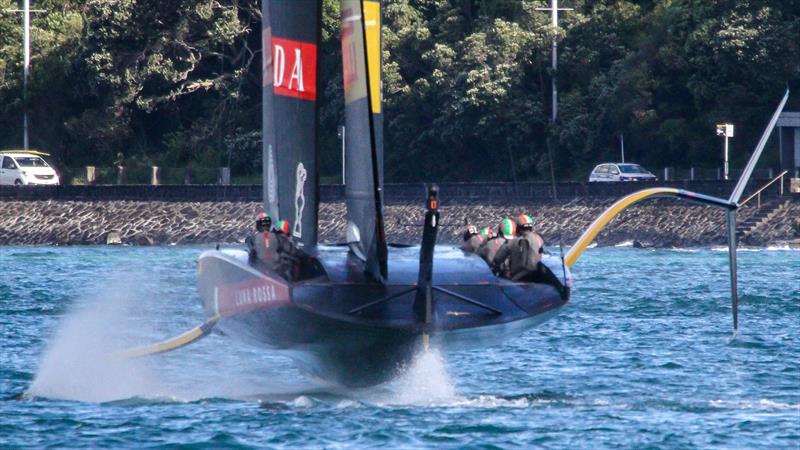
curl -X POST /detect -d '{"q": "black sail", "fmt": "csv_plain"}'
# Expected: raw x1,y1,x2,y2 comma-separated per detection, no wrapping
262,0,321,249
341,0,387,281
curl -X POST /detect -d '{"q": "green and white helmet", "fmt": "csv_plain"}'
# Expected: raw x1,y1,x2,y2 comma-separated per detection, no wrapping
498,218,516,237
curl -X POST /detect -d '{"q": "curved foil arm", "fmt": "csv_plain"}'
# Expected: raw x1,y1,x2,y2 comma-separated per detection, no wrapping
116,314,220,358
564,187,736,268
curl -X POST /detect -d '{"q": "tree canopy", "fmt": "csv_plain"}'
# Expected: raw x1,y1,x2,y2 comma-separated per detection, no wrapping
0,0,797,182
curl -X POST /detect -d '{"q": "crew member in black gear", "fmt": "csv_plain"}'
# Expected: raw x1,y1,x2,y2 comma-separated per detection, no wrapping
245,211,278,268
460,224,485,253
246,212,308,280
487,218,517,277
270,220,304,280
516,213,545,257
493,213,544,282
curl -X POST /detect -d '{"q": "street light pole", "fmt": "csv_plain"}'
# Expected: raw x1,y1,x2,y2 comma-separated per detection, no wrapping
716,123,734,180
4,0,46,150
724,135,729,180
536,0,573,201
537,0,573,126
338,125,346,184
22,0,29,150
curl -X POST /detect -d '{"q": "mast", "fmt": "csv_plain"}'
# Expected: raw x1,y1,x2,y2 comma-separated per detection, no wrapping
364,0,383,187
261,0,321,249
341,0,388,281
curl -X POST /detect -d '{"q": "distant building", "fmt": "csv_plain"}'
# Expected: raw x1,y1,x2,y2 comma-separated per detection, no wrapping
777,112,800,177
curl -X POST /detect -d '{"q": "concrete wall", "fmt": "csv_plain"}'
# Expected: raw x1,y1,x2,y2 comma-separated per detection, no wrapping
0,179,787,203
778,112,800,177
0,185,263,202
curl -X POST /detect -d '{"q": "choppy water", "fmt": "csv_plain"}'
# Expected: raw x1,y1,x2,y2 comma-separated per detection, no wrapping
1,245,798,448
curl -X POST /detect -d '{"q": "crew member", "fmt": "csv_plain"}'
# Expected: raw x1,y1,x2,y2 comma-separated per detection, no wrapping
490,218,518,277
460,224,485,253
478,218,514,272
493,214,543,281
245,211,274,265
516,213,544,256
475,227,494,257
245,213,301,280
271,220,304,280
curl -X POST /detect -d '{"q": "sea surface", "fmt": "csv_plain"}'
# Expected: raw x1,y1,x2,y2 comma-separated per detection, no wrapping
1,245,798,448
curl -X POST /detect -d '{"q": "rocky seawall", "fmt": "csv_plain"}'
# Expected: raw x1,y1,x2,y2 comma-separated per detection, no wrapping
1,197,798,247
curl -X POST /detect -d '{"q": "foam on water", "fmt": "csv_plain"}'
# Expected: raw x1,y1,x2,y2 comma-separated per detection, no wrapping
711,245,799,252
709,399,800,411
24,271,294,404
27,281,161,403
357,348,608,410
380,347,460,406
290,395,316,408
766,244,800,251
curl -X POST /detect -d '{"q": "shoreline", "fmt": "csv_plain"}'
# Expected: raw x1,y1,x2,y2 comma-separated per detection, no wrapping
1,197,798,248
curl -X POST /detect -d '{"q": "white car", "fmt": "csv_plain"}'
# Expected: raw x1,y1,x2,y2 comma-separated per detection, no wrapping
0,151,60,186
589,163,657,182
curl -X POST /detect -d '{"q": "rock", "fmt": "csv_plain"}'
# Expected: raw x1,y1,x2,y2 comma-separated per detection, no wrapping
0,197,797,247
106,231,123,245
131,233,155,246
180,206,199,219
790,178,800,193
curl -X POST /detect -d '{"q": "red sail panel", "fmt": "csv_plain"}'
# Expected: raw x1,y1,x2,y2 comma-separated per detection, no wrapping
272,37,318,101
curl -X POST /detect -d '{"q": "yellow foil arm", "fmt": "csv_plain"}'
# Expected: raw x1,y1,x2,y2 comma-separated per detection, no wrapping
564,188,681,268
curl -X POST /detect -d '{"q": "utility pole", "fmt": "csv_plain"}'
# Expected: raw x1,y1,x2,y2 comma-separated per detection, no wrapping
338,125,346,184
537,0,573,125
620,132,625,163
3,1,47,150
536,0,572,200
716,123,734,180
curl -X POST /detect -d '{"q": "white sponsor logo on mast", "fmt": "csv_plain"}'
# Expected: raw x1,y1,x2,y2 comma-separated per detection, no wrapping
273,44,285,87
288,48,304,91
294,163,307,240
274,46,305,92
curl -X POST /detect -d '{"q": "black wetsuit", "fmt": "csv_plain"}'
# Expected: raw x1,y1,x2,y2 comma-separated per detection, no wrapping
477,236,506,273
494,231,545,282
246,231,302,280
461,234,485,253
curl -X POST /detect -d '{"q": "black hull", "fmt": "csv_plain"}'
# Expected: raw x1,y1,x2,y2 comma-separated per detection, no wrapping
197,246,569,387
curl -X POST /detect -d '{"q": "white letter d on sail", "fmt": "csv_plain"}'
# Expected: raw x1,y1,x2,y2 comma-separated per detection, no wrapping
273,44,285,87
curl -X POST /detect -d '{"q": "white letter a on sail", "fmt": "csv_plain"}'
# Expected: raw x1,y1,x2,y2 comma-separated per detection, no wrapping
288,48,305,92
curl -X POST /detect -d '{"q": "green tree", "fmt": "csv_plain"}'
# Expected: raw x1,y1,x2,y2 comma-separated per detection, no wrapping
0,0,796,183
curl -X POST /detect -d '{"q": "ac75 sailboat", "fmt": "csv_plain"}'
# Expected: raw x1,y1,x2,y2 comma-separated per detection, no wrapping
123,0,790,387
